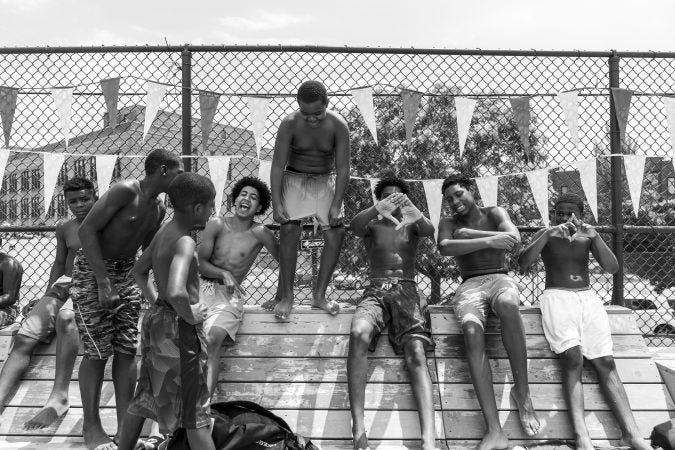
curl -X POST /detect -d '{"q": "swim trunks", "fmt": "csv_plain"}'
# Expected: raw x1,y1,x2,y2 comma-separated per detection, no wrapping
281,169,336,227
18,275,74,343
540,288,613,359
70,249,141,360
452,273,520,329
353,278,435,355
0,305,18,329
127,298,211,434
200,277,245,343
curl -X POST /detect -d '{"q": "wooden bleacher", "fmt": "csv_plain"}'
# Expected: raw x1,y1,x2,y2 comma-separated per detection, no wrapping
0,305,672,449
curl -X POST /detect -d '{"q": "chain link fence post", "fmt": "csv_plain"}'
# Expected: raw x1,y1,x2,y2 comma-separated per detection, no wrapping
181,44,192,172
609,49,625,307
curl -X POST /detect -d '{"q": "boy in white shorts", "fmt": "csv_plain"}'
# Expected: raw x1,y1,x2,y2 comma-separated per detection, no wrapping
197,176,279,397
519,193,650,450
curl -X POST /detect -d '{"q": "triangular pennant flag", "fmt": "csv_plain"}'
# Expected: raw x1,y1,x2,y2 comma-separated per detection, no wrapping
401,89,423,150
0,149,10,192
247,97,272,159
50,88,74,148
258,159,272,188
422,179,443,241
611,88,633,144
199,91,220,154
575,159,598,222
207,156,231,216
525,169,550,227
351,87,378,145
474,176,499,208
369,178,379,205
623,155,646,217
142,82,168,143
509,97,531,157
454,97,477,158
0,87,18,148
557,90,580,150
662,97,675,167
43,153,65,216
95,154,117,198
100,78,120,128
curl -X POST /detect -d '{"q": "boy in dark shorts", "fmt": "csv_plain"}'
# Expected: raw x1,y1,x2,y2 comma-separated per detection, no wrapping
73,148,182,450
0,252,22,329
347,176,437,450
0,177,95,429
518,193,650,450
118,172,216,450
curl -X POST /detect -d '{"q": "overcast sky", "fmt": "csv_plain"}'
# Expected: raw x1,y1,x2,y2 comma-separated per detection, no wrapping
1,0,673,51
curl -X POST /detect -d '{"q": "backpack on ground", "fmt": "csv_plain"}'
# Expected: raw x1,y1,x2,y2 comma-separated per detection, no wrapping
165,400,319,450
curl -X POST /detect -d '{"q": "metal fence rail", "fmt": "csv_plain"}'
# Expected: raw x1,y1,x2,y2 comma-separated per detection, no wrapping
0,46,674,343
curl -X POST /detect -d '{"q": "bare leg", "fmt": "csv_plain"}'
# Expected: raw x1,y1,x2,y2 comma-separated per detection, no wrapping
348,319,374,450
79,357,117,450
117,412,145,450
112,352,137,429
403,339,436,450
186,427,215,450
590,356,651,450
493,293,540,436
0,335,40,416
206,327,229,398
311,227,344,315
462,322,508,450
272,222,302,319
559,346,593,450
25,309,79,429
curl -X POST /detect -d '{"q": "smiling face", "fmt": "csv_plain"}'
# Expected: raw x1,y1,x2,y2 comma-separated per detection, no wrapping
443,183,475,216
554,202,582,225
234,185,261,218
65,189,96,222
298,99,327,128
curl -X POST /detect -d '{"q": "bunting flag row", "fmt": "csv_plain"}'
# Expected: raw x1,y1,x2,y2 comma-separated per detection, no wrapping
2,79,673,160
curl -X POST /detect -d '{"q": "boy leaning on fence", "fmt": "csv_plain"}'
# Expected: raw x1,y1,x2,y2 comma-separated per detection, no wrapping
118,172,216,450
518,193,650,450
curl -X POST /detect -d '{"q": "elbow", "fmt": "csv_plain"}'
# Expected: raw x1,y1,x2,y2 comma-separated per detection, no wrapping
605,262,620,274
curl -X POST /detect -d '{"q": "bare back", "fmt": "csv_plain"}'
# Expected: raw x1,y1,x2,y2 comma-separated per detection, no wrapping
151,223,200,305
286,110,343,173
205,217,265,283
364,219,419,279
541,235,592,289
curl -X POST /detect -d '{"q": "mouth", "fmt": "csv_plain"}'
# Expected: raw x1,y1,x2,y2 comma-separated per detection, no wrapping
453,204,466,214
237,201,251,212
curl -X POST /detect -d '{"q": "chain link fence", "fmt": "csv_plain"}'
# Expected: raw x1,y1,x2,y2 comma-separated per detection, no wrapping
0,46,674,344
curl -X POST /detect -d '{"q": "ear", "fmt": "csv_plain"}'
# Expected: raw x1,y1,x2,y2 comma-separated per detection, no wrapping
256,204,262,214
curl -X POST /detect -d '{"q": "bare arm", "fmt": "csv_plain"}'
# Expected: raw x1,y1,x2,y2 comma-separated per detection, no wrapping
47,221,68,291
438,208,519,256
349,206,377,237
196,218,228,280
586,228,619,274
271,117,293,223
131,241,158,305
0,258,22,308
517,228,549,271
330,113,351,224
437,218,496,256
252,225,280,262
167,237,200,324
142,202,166,251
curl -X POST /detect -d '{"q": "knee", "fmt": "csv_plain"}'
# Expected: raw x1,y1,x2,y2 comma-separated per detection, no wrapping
592,355,617,373
494,295,520,318
404,344,427,368
206,333,225,352
280,223,302,241
560,347,585,370
56,309,77,333
462,322,484,341
350,325,373,349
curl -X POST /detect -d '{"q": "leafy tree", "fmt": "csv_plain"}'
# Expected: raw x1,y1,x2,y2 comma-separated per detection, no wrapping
340,84,546,303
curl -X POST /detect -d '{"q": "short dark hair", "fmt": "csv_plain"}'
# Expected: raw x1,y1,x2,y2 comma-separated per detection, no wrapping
63,177,96,198
554,192,584,215
441,173,473,194
297,80,328,105
230,176,271,216
168,173,215,213
145,148,181,175
374,176,410,200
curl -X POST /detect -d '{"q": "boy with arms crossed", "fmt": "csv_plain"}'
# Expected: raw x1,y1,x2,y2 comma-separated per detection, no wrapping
118,172,215,450
73,149,182,450
198,176,279,397
0,177,95,429
348,177,437,450
518,193,649,450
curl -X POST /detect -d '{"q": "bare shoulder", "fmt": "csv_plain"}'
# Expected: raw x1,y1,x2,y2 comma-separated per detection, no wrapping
202,216,225,236
56,218,79,234
485,206,511,221
250,222,272,239
0,254,21,271
326,109,348,129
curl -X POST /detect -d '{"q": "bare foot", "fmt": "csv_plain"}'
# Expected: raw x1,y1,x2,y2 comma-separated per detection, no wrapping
273,298,294,321
24,399,70,429
619,433,651,450
575,435,594,450
477,429,508,450
511,389,540,436
83,423,117,450
261,298,279,311
311,293,340,315
352,430,370,450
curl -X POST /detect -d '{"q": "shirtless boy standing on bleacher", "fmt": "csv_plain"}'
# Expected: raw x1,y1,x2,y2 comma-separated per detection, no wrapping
518,193,650,450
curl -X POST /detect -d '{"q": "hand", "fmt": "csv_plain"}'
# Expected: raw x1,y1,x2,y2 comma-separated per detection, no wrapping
375,196,401,226
222,271,239,296
392,195,423,230
273,204,290,224
190,302,208,324
548,222,577,241
488,233,518,250
453,228,473,239
98,277,120,308
570,213,597,239
328,203,343,227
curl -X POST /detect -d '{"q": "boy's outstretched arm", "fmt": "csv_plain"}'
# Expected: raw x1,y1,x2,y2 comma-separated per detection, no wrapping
518,229,549,272
47,221,68,290
253,224,280,262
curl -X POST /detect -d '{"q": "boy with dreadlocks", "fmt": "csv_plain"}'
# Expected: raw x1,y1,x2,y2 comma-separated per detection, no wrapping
197,176,279,397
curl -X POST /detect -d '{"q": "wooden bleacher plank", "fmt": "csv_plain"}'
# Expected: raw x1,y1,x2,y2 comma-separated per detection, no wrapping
4,381,116,408
0,436,87,450
441,410,669,440
0,406,118,436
